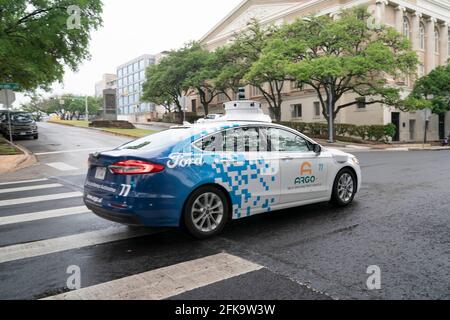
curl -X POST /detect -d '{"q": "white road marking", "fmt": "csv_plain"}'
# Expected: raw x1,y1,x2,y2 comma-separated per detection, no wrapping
0,206,89,226
0,178,48,186
36,148,114,156
0,183,63,194
0,226,155,264
46,162,79,171
0,192,82,207
44,253,263,300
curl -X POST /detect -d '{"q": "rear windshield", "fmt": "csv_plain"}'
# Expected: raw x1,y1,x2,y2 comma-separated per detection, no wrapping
118,128,194,151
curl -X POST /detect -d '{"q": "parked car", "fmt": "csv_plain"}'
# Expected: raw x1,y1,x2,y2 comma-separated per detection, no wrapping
196,114,223,123
0,111,39,140
84,101,361,239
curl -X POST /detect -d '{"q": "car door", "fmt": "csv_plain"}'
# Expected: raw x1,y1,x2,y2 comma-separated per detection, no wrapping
268,127,331,204
215,126,281,217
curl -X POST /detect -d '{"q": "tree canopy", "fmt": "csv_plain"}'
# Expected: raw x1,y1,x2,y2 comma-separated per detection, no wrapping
401,64,450,115
0,0,103,91
261,6,418,130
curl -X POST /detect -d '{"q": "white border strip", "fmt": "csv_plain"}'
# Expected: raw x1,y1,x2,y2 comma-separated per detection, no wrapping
0,192,82,207
45,253,263,300
0,179,48,186
0,183,63,194
0,206,89,226
0,226,156,264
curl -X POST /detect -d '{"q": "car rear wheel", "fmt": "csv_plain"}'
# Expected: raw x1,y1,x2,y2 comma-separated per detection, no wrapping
331,168,357,207
183,186,229,239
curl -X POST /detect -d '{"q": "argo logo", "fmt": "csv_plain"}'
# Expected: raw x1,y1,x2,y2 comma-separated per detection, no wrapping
295,162,316,185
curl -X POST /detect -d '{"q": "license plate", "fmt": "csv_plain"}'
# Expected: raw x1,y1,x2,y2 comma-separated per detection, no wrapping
20,132,26,135
95,167,106,180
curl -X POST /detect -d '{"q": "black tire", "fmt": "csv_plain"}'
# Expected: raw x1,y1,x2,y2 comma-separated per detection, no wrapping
330,168,357,207
183,186,230,239
33,134,38,140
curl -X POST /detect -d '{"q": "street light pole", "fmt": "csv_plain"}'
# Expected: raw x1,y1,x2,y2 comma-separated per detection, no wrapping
85,96,89,121
327,80,334,143
4,90,13,142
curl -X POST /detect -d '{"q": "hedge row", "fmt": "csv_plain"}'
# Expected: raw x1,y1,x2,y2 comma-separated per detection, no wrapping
279,122,397,142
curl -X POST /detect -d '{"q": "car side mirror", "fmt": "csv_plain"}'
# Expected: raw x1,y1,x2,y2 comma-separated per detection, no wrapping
313,144,322,154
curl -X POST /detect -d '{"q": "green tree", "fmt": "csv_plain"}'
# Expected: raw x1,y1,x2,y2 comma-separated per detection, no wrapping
142,48,191,115
263,7,418,138
0,0,103,91
215,20,285,120
182,43,223,116
401,63,450,116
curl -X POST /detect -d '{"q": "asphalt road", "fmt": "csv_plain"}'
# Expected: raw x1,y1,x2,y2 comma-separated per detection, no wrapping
0,122,448,300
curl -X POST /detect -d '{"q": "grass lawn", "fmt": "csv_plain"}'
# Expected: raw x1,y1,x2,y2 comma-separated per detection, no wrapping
49,120,155,138
0,138,21,155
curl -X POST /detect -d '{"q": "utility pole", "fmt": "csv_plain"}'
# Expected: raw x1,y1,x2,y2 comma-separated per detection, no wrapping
327,79,334,143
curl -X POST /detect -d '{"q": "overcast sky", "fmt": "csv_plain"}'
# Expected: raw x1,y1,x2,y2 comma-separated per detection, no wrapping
15,0,242,106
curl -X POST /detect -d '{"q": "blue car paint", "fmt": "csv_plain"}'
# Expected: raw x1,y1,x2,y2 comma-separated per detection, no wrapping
84,123,255,227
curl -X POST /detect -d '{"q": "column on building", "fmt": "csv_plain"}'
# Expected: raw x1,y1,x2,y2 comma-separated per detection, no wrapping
395,6,406,33
439,22,449,65
426,17,436,74
411,12,422,51
375,0,388,25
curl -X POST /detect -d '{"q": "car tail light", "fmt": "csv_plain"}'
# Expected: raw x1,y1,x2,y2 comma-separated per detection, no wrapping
109,160,165,175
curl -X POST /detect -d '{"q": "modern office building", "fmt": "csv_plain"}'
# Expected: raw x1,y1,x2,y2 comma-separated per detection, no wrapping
195,0,450,142
116,54,156,122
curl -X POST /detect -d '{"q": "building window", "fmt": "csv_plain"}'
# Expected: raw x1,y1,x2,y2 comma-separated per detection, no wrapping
192,99,197,113
435,28,440,54
418,64,425,78
139,59,144,70
356,97,366,109
118,69,122,78
403,16,410,39
291,104,302,118
314,102,321,117
419,23,425,50
217,93,228,103
290,81,303,91
251,86,262,97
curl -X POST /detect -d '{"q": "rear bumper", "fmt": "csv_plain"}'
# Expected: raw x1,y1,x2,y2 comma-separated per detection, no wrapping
83,189,183,228
86,202,142,226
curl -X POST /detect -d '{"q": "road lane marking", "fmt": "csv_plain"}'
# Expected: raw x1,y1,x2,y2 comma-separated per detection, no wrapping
0,183,63,194
0,206,89,226
44,253,263,300
36,148,114,156
0,226,155,264
0,192,82,207
0,179,48,186
46,162,79,171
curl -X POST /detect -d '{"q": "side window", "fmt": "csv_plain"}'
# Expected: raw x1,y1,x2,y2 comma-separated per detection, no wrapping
223,127,267,152
268,128,311,152
194,133,223,152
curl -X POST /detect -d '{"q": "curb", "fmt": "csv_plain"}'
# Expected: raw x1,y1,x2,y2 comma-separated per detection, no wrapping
0,140,37,174
47,121,143,139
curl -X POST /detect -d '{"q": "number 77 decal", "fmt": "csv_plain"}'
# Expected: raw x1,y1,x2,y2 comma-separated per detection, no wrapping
119,184,132,197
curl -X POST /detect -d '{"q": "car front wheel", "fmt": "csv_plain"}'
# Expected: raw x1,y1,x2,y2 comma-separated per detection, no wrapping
183,186,229,239
331,168,357,207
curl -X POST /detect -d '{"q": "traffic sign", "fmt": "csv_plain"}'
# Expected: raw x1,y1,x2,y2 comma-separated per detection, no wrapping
0,89,16,105
0,83,20,90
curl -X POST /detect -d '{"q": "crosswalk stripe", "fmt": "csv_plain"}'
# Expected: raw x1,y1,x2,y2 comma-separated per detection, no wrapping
44,253,263,300
0,206,90,226
35,148,114,156
46,162,79,171
0,226,155,264
0,192,82,207
0,183,63,194
0,179,48,186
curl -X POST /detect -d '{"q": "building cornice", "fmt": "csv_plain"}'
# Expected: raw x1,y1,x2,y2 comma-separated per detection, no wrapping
201,0,450,47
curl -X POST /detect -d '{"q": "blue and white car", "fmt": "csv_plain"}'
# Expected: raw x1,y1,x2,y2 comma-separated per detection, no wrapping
84,101,361,239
